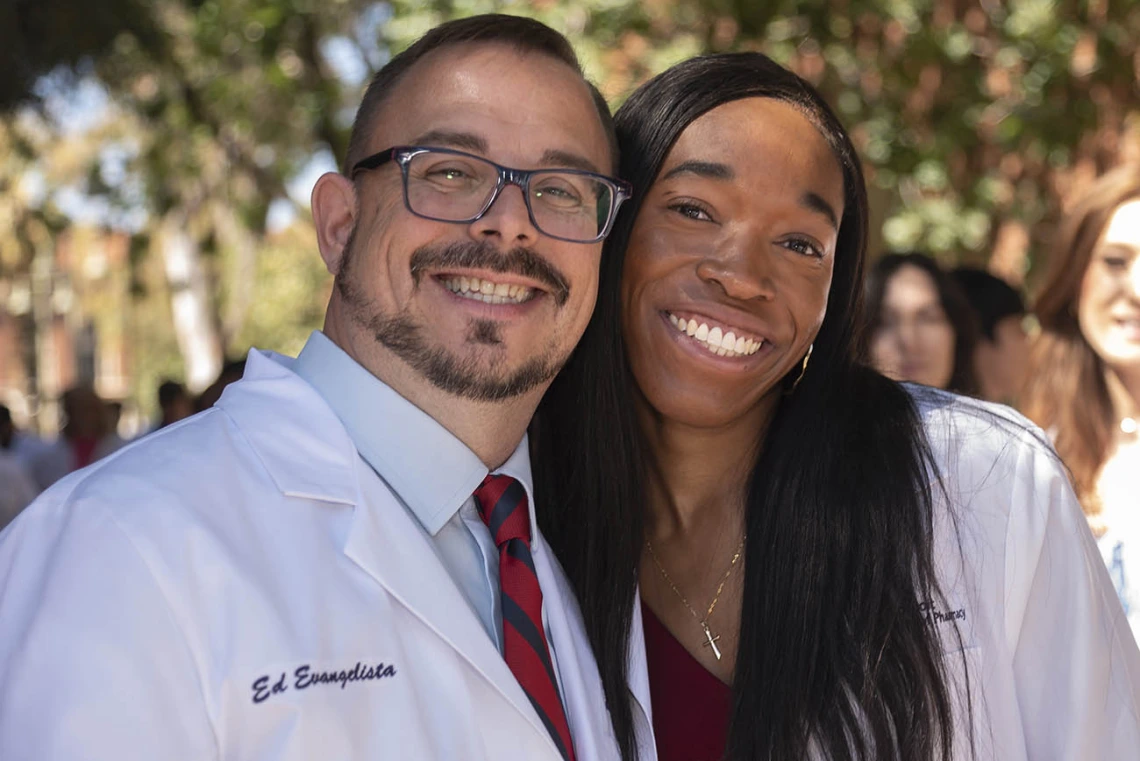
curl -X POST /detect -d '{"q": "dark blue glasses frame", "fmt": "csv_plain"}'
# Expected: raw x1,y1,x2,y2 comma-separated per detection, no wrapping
350,145,632,244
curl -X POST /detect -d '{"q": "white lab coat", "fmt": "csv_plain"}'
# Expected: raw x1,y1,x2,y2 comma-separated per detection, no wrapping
26,434,123,491
0,350,620,761
626,390,1140,761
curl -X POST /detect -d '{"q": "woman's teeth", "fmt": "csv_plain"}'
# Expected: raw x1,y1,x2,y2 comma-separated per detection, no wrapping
442,276,534,305
667,312,764,358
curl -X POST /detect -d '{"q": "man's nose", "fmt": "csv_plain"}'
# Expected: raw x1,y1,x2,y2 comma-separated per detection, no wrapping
469,184,539,246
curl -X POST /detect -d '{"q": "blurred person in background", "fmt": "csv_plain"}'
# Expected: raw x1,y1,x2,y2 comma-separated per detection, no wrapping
0,405,38,528
951,267,1030,405
866,252,979,395
27,385,125,491
0,403,47,465
104,400,126,450
156,380,192,429
134,380,193,440
1022,164,1140,638
193,358,247,413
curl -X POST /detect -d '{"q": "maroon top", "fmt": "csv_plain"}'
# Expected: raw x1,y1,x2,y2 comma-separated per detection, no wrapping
641,599,732,761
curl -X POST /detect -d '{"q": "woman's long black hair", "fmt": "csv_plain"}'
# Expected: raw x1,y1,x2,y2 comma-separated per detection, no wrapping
533,53,963,761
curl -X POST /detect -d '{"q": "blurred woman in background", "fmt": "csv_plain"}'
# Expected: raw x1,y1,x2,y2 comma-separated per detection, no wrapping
865,252,979,395
1022,164,1140,637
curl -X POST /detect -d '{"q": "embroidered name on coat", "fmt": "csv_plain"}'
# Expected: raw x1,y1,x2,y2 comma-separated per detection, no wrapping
252,661,398,704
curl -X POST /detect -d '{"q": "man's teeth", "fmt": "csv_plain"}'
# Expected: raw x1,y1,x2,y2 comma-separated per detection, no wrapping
667,312,764,357
442,276,534,305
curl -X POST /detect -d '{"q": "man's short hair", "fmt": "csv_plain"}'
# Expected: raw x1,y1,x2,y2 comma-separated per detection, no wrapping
950,267,1025,340
344,14,618,174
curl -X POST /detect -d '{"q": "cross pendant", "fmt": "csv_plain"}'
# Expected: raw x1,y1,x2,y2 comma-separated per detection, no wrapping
701,622,723,660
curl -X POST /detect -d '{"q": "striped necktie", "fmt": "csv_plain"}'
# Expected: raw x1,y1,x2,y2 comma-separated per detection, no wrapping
474,474,576,761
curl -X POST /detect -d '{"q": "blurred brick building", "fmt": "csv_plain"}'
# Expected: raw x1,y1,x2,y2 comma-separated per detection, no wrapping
0,227,131,435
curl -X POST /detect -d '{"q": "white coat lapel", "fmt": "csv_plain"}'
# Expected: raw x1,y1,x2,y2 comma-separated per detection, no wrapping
343,472,563,759
531,533,622,760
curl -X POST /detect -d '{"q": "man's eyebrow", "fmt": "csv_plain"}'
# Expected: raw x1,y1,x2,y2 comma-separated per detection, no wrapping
660,160,735,182
802,191,839,230
539,149,602,174
410,129,488,154
406,135,602,174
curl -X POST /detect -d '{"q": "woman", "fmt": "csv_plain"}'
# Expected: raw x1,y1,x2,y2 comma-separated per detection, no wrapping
1022,165,1140,636
534,54,1140,761
865,253,979,394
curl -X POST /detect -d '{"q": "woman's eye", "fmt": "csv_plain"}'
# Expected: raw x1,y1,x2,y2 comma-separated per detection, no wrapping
668,201,714,222
782,237,824,258
1103,256,1129,270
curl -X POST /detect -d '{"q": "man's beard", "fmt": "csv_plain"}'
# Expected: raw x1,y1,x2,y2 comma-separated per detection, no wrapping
335,231,573,403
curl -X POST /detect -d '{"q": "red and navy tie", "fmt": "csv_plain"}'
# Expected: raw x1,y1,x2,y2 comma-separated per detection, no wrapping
474,474,576,761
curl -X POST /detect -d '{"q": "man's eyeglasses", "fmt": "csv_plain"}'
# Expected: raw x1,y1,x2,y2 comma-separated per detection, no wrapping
351,146,632,244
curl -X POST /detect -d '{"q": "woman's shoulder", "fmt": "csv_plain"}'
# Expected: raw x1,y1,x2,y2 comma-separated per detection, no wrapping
904,384,1051,466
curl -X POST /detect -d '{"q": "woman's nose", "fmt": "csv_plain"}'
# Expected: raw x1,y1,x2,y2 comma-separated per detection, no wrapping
694,239,777,302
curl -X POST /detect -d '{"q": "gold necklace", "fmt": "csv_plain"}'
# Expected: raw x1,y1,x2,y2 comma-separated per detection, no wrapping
644,537,744,661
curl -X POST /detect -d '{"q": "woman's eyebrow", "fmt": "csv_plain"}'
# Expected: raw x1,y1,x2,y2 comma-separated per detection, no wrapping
802,191,839,230
660,160,734,181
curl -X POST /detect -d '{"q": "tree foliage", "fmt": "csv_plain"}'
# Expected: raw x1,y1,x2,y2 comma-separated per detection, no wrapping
1,0,1139,405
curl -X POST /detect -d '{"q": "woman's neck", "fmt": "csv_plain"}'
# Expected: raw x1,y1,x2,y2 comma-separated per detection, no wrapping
1106,365,1140,425
637,396,776,541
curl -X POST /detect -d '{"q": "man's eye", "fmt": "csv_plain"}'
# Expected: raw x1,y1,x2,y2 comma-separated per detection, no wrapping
429,167,470,181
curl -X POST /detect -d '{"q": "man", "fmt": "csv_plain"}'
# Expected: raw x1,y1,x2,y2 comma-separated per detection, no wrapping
951,267,1030,404
0,15,628,761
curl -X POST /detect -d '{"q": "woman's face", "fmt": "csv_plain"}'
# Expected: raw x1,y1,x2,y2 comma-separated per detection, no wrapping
869,264,956,389
620,97,844,429
1078,199,1140,375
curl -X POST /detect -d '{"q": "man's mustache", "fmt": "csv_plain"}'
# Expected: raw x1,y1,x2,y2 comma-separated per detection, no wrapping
409,242,571,307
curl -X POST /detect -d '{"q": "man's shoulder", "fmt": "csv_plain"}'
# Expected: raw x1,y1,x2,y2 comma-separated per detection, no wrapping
10,408,244,530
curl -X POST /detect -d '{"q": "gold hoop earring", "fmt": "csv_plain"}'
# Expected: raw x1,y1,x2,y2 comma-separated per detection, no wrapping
786,343,813,394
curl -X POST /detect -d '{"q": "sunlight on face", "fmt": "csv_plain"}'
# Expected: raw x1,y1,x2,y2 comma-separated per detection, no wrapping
1079,198,1140,373
620,97,844,430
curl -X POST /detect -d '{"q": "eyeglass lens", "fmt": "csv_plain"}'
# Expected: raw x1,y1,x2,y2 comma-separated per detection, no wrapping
404,151,613,242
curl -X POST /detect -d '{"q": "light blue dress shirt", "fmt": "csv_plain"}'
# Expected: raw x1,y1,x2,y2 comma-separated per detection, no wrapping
291,330,545,655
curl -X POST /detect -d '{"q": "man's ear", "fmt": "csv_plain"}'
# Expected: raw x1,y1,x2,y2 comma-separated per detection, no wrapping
312,172,358,276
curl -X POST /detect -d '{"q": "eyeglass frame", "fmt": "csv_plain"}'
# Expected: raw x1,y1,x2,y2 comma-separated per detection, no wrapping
350,145,632,244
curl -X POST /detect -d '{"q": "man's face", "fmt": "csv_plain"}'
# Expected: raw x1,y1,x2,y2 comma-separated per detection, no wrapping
325,44,612,402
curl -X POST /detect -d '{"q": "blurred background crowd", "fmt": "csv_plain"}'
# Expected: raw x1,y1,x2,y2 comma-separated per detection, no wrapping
1,1,1139,533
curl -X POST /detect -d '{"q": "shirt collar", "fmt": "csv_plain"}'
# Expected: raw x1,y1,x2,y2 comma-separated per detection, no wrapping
291,331,535,533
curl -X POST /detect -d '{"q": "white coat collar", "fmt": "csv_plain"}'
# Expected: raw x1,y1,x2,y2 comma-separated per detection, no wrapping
215,349,362,506
290,331,488,534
